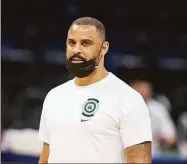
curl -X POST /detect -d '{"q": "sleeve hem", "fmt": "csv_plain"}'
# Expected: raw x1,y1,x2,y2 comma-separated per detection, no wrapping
38,134,50,144
123,138,152,149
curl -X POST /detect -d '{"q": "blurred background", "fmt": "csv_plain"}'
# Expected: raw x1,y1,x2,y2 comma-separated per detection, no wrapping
1,0,187,163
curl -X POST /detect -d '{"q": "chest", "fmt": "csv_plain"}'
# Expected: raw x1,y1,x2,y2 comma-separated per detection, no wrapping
46,92,121,137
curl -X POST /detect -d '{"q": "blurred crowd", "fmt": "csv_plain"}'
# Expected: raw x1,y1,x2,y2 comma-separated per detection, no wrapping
130,80,187,157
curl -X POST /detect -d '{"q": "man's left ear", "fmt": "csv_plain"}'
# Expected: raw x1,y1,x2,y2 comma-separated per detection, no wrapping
102,41,109,56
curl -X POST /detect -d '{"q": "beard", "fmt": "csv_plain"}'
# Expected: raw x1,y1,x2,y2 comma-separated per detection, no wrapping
65,53,101,78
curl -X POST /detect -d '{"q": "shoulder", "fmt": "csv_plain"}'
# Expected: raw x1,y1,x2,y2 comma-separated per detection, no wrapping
111,74,143,102
44,79,74,102
147,99,167,111
111,75,147,114
147,99,169,116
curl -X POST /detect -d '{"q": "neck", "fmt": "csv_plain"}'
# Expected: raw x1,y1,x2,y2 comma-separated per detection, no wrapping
75,66,109,86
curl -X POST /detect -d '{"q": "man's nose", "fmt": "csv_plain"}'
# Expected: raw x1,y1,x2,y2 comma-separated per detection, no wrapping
72,44,81,54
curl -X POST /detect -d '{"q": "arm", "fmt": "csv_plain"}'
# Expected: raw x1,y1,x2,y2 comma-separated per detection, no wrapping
120,92,152,163
159,105,176,146
38,142,49,164
124,141,152,163
38,91,52,164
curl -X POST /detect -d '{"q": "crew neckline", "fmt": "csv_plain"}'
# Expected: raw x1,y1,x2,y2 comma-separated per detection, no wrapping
72,72,113,89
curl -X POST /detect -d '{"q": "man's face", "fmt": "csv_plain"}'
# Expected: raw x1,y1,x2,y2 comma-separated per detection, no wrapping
66,24,105,63
131,81,152,100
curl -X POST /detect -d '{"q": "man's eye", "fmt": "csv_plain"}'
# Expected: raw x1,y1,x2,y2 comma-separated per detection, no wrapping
82,42,91,46
68,41,76,46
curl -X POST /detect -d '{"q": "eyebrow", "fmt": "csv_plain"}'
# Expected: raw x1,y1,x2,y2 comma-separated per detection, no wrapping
67,38,94,43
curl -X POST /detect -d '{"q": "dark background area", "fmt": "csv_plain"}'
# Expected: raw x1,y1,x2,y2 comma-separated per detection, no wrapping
1,0,187,131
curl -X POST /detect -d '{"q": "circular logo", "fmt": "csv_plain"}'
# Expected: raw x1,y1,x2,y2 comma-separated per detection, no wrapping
82,98,99,117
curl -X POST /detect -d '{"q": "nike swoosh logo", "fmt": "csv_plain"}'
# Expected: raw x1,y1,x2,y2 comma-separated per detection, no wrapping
81,119,89,122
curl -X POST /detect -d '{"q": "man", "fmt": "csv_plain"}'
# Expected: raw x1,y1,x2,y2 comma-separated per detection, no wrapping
130,80,176,155
38,17,152,163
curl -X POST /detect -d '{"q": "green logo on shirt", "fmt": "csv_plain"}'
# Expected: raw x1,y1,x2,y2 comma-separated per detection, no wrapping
82,98,99,118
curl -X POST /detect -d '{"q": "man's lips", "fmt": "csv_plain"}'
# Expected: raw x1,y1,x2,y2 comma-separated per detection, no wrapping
72,60,84,63
71,57,84,63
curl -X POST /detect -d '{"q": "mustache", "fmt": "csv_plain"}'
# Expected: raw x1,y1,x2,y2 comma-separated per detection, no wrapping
69,54,86,62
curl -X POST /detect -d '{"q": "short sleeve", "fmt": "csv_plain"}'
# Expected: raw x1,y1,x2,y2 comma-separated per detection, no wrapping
38,91,52,144
120,93,152,148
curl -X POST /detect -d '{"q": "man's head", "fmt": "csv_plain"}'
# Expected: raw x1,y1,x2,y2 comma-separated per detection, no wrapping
130,80,153,100
65,17,109,78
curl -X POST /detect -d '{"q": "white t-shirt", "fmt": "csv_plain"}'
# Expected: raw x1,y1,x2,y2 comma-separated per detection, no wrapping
38,73,152,163
146,99,176,154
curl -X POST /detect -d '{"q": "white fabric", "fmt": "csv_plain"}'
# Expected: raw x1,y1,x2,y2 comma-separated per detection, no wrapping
146,99,176,154
38,73,152,163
